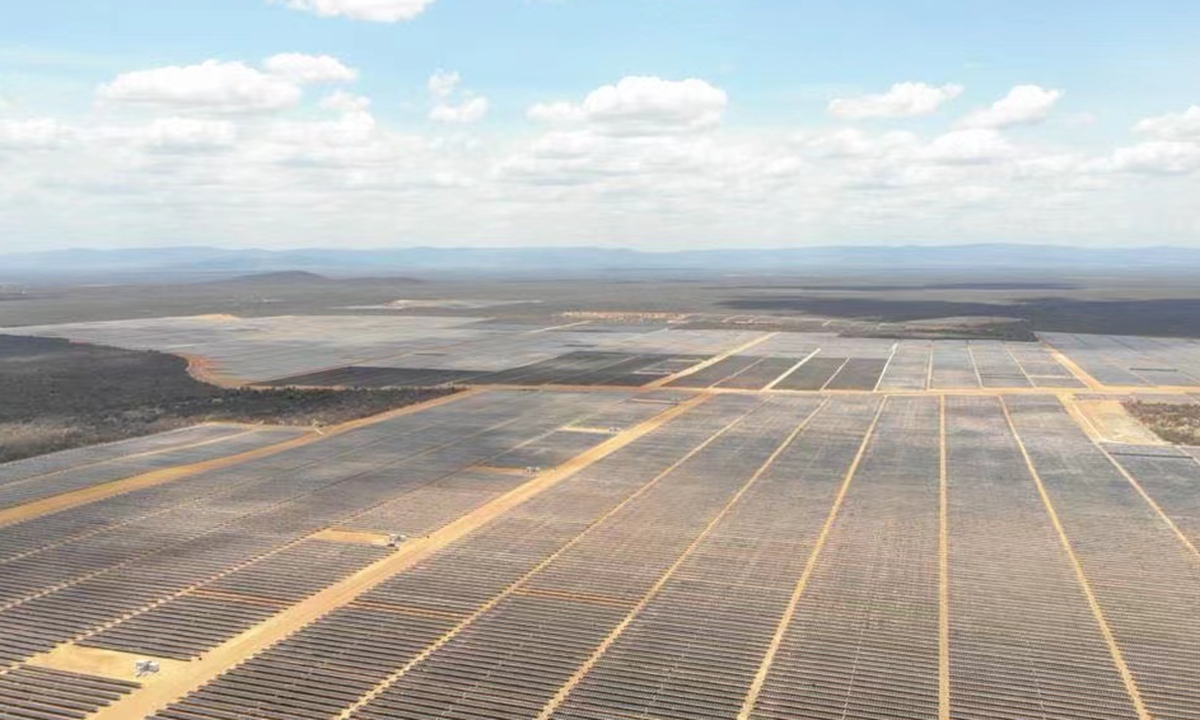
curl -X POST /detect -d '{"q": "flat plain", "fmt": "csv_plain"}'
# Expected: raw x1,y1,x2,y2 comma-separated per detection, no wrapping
3,274,1200,720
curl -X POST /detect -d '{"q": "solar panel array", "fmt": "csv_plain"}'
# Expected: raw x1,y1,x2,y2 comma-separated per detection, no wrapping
946,397,1138,720
0,384,1198,720
0,425,305,510
0,390,643,668
0,315,1099,390
0,666,139,720
1044,333,1200,387
750,396,942,720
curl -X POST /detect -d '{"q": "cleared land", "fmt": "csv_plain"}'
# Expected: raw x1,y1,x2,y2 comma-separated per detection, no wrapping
3,273,1200,720
1124,400,1200,445
1,317,1110,393
0,382,1196,720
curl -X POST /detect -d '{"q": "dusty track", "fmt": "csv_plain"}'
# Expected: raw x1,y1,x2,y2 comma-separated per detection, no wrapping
18,401,558,659
645,332,778,389
1099,436,1200,563
3,379,1196,718
332,392,742,720
736,397,888,719
84,393,711,720
1001,399,1152,720
0,425,260,495
1041,343,1106,390
476,380,1200,397
533,398,830,720
938,396,951,720
0,389,479,529
1067,398,1165,444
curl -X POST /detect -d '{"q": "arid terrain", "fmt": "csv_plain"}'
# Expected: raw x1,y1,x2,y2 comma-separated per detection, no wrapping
1,271,1199,720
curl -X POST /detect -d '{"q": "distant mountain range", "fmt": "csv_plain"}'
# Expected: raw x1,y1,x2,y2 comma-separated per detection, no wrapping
3,244,1200,282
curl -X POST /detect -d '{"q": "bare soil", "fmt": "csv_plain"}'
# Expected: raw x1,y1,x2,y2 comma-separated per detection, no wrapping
1123,401,1200,445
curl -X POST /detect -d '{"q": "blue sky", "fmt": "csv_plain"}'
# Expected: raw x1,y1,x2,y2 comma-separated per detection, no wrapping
2,0,1199,250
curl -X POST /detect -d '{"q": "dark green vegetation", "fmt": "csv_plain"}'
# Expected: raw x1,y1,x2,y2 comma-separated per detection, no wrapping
840,317,1036,342
0,335,455,463
5,271,1200,339
720,296,1200,337
1124,401,1200,446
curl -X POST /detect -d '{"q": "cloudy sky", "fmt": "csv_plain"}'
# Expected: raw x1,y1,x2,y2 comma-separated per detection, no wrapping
3,0,1200,251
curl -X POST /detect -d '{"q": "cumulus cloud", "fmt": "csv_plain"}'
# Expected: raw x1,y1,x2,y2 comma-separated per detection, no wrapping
428,70,460,99
263,53,359,83
1012,153,1089,179
961,84,1062,128
0,118,75,151
430,96,489,124
0,118,73,148
97,60,302,113
798,128,919,158
268,111,378,149
1109,141,1200,175
829,82,964,119
427,71,488,124
138,117,238,152
527,76,727,136
798,127,1013,168
921,128,1016,164
272,0,436,22
1135,106,1200,141
526,101,586,124
320,90,371,113
497,131,731,189
6,58,1199,250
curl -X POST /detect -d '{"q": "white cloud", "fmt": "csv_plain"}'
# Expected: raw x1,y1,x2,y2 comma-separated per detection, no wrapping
267,111,378,149
798,129,918,158
528,76,728,136
430,96,489,124
1135,106,1200,141
921,128,1016,164
263,53,358,83
428,70,460,99
1109,141,1200,175
137,117,238,152
97,60,301,113
961,84,1063,128
427,71,488,124
266,94,380,152
950,185,1002,204
0,118,73,148
829,82,964,119
526,101,586,124
1013,153,1088,179
272,0,436,22
320,90,371,113
500,130,724,187
799,127,1013,170
5,59,1200,251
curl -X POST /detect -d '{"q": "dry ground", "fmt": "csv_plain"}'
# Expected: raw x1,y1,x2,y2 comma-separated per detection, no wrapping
1123,401,1200,445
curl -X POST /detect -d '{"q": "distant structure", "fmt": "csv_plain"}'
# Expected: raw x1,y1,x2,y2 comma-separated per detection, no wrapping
135,660,161,677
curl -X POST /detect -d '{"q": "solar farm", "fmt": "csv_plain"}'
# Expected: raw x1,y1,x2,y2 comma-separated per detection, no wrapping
2,313,1200,720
